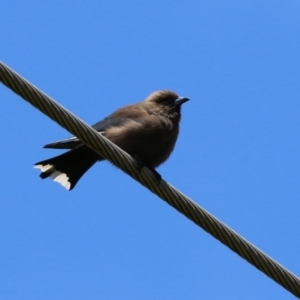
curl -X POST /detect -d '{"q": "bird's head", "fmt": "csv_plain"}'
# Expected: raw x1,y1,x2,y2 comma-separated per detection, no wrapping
144,90,189,122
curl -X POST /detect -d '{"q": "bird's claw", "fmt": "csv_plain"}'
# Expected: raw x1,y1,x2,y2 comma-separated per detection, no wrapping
132,154,162,184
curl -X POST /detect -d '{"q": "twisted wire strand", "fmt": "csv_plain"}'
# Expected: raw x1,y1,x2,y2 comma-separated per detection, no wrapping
1,61,299,298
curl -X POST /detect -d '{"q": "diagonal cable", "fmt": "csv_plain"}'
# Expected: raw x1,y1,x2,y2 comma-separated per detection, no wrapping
0,61,300,298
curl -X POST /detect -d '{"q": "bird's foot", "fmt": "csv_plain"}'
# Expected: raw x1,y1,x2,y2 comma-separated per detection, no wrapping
132,154,162,184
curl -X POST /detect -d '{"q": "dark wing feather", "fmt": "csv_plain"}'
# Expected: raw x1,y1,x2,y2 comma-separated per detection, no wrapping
43,117,128,149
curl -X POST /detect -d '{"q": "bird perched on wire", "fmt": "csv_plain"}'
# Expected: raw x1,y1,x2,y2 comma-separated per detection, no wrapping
34,90,189,190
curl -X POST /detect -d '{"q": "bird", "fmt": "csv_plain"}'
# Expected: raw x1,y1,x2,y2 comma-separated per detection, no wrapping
34,90,189,190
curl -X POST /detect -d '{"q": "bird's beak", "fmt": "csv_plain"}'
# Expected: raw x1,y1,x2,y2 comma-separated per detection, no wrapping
174,96,190,106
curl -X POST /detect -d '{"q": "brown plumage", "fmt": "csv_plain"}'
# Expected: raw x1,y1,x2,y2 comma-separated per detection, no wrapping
34,90,189,190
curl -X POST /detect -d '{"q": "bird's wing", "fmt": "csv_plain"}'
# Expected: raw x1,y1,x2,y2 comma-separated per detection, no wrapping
43,117,128,149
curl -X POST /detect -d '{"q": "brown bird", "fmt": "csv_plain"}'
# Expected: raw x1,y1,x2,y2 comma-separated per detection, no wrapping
34,90,189,190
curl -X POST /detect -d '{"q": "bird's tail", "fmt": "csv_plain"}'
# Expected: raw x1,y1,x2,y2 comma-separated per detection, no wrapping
34,145,103,190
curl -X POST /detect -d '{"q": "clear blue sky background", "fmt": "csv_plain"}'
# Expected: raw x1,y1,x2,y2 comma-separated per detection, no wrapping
1,1,299,299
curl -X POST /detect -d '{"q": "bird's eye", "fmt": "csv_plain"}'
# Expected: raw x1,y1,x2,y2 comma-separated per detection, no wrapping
159,97,173,104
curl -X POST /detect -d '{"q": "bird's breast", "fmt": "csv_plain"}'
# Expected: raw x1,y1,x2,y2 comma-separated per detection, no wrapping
104,116,179,168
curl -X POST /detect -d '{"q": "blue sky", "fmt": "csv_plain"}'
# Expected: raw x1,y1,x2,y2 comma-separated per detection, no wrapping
1,1,300,299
